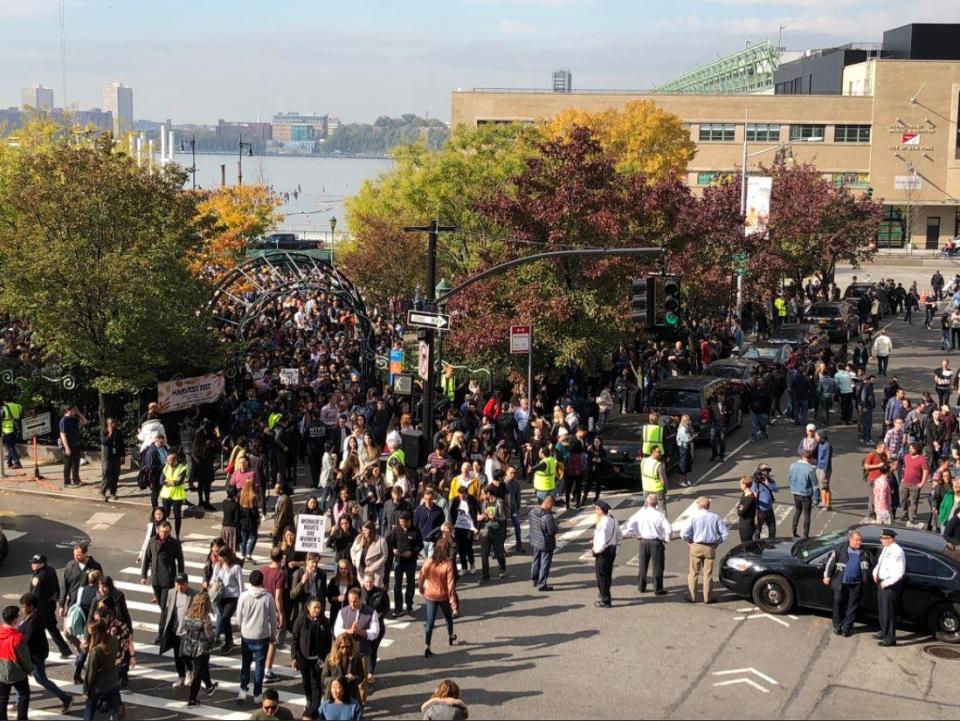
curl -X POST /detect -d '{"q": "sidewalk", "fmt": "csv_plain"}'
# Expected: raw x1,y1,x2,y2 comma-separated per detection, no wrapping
0,460,150,506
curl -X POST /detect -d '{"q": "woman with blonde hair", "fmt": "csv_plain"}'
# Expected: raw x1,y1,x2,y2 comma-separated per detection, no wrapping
321,632,365,705
179,592,219,706
422,679,469,720
677,414,695,488
447,431,466,467
237,478,260,563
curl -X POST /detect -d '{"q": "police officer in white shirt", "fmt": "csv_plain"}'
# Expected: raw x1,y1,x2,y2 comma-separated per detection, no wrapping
592,501,622,608
872,528,906,647
624,494,672,594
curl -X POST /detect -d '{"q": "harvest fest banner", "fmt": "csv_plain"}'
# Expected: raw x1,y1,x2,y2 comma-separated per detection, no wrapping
157,372,226,412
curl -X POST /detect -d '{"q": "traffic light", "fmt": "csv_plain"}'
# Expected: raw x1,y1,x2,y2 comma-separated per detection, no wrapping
866,186,874,199
631,276,653,327
657,275,681,327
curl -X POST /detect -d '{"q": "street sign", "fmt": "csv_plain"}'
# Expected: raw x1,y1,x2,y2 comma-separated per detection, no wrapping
294,514,327,553
894,174,922,191
407,309,450,330
21,412,52,441
510,325,531,354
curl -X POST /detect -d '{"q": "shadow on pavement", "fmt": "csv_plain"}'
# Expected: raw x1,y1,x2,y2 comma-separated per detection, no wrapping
0,515,89,578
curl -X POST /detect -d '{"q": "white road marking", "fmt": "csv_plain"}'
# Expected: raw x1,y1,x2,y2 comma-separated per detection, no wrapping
84,511,124,531
713,678,771,694
713,667,778,685
670,501,700,534
745,612,790,627
3,530,26,541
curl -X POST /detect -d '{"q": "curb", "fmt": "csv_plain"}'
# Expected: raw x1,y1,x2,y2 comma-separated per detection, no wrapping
0,482,152,509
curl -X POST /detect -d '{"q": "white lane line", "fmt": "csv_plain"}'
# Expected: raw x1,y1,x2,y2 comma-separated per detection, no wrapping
713,678,770,693
722,504,740,528
4,530,27,541
746,612,790,627
692,437,753,486
713,668,778,685
119,570,205,585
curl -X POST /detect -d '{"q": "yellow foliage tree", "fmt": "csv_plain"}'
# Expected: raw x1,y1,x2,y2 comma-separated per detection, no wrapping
545,100,695,180
192,185,284,278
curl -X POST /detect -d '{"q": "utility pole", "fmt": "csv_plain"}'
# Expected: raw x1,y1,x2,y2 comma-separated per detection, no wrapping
403,220,457,435
238,134,253,186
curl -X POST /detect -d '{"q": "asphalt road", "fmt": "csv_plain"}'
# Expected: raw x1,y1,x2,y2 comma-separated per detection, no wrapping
2,261,960,720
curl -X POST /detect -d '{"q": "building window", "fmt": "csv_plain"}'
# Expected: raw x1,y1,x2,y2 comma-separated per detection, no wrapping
696,171,733,186
789,124,826,141
877,206,905,249
745,123,781,143
698,123,736,142
834,124,871,143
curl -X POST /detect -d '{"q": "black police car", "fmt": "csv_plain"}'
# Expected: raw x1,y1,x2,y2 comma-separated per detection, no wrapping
719,524,960,643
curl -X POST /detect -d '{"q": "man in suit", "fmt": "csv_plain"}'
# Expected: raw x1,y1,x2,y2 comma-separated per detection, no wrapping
140,521,184,640
158,573,196,686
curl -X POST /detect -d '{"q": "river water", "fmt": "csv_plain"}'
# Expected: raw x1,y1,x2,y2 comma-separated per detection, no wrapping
172,152,393,232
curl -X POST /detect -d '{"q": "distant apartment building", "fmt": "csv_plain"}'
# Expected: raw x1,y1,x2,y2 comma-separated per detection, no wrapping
272,112,328,148
327,116,342,134
102,82,133,135
217,119,273,142
552,70,573,93
21,84,54,111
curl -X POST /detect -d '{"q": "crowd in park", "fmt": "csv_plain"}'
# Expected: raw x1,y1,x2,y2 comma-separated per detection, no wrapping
5,264,960,719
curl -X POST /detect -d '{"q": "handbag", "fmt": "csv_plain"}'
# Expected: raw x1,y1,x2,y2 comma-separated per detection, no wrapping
209,579,223,606
136,466,151,490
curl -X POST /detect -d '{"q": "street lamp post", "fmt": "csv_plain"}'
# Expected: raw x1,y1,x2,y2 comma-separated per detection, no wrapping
179,135,197,190
238,134,253,186
738,130,823,316
329,215,337,246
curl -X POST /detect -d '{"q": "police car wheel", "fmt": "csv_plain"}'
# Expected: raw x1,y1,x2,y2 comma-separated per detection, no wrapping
0,533,7,565
752,575,794,615
930,604,960,644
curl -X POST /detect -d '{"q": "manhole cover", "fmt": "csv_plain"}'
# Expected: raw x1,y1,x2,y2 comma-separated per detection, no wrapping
923,645,960,660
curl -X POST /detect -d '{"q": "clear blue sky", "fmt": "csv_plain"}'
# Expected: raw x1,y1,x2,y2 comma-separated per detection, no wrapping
0,0,954,124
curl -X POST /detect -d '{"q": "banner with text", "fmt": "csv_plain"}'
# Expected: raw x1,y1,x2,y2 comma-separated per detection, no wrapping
157,372,226,413
295,514,328,553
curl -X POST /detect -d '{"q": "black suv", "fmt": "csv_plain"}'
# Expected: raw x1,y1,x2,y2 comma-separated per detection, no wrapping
646,376,742,442
806,301,860,342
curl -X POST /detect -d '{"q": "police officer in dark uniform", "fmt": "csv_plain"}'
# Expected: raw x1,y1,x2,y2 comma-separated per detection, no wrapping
303,408,328,489
28,554,72,657
821,530,874,637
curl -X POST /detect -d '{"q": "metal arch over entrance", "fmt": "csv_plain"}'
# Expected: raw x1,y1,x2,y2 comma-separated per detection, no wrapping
207,251,376,381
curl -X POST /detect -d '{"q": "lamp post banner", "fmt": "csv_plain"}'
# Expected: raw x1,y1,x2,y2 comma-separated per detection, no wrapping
157,372,226,413
745,176,772,236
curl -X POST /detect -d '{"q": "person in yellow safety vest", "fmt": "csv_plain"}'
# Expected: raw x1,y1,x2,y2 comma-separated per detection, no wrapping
774,294,787,329
442,367,456,402
1,396,23,469
385,439,405,487
640,446,668,511
267,410,284,431
641,412,664,457
159,451,188,537
532,446,558,502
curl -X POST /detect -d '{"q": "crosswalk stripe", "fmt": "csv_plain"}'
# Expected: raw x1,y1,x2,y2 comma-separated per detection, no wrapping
28,676,252,720
670,500,700,534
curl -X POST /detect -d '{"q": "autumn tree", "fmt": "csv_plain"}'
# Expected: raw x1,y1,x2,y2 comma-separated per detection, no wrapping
192,184,284,278
0,128,219,422
339,122,542,303
767,158,882,290
546,100,695,180
452,126,698,374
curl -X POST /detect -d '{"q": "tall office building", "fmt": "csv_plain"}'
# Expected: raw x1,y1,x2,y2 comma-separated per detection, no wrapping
21,84,54,111
102,81,133,135
552,69,572,93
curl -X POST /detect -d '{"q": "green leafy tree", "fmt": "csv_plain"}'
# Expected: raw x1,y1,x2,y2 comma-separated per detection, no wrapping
339,123,542,304
0,127,219,423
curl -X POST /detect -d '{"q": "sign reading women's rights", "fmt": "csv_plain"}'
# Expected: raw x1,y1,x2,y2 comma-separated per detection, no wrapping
157,372,226,413
295,514,328,553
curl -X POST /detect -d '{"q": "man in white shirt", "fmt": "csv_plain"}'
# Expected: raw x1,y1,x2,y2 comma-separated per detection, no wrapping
624,494,672,595
592,501,622,608
872,527,906,647
872,329,893,377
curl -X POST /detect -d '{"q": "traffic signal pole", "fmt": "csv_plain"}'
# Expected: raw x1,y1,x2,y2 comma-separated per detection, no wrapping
403,220,457,435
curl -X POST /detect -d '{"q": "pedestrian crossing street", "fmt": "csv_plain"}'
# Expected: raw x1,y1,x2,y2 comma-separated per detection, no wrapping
22,527,418,721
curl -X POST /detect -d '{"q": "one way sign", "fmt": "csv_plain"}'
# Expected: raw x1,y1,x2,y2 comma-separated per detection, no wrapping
407,309,450,330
